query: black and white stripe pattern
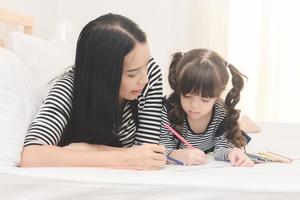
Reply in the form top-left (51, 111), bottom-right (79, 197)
top-left (159, 99), bottom-right (235, 161)
top-left (24, 58), bottom-right (162, 147)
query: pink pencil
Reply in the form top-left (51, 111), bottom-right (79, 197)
top-left (165, 124), bottom-right (194, 149)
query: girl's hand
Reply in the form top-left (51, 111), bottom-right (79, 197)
top-left (228, 147), bottom-right (254, 167)
top-left (170, 148), bottom-right (207, 165)
top-left (123, 143), bottom-right (167, 170)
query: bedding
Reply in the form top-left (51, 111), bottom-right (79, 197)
top-left (7, 31), bottom-right (75, 100)
top-left (0, 31), bottom-right (75, 166)
top-left (0, 122), bottom-right (299, 199)
top-left (0, 48), bottom-right (38, 166)
top-left (0, 159), bottom-right (299, 200)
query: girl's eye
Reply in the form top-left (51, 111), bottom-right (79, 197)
top-left (183, 94), bottom-right (192, 98)
top-left (202, 98), bottom-right (210, 103)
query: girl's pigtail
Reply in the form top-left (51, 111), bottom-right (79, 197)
top-left (168, 52), bottom-right (183, 90)
top-left (168, 52), bottom-right (185, 132)
top-left (224, 63), bottom-right (247, 147)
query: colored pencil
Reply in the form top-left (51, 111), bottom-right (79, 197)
top-left (246, 153), bottom-right (268, 162)
top-left (167, 155), bottom-right (185, 165)
top-left (258, 152), bottom-right (280, 162)
top-left (266, 151), bottom-right (293, 162)
top-left (165, 124), bottom-right (194, 149)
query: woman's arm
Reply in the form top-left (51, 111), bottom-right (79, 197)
top-left (20, 144), bottom-right (166, 169)
top-left (158, 104), bottom-right (177, 155)
top-left (63, 143), bottom-right (123, 151)
top-left (24, 74), bottom-right (74, 147)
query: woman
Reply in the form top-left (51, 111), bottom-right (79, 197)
top-left (20, 13), bottom-right (166, 170)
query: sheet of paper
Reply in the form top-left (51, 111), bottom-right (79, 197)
top-left (164, 156), bottom-right (233, 172)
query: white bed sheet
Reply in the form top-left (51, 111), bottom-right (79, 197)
top-left (1, 122), bottom-right (300, 200)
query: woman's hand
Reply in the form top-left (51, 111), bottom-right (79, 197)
top-left (123, 143), bottom-right (166, 170)
top-left (228, 147), bottom-right (254, 167)
top-left (169, 148), bottom-right (207, 165)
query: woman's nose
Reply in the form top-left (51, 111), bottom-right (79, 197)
top-left (139, 69), bottom-right (148, 85)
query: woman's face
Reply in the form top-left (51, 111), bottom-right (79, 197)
top-left (119, 42), bottom-right (150, 101)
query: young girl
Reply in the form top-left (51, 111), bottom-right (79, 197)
top-left (160, 49), bottom-right (254, 167)
top-left (20, 13), bottom-right (166, 170)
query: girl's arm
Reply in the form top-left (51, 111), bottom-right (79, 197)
top-left (214, 134), bottom-right (254, 167)
top-left (214, 134), bottom-right (235, 161)
top-left (135, 58), bottom-right (163, 144)
top-left (20, 143), bottom-right (166, 169)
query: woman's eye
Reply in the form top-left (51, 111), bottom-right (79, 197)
top-left (128, 74), bottom-right (137, 78)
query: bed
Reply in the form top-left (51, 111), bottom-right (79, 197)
top-left (0, 122), bottom-right (299, 200)
top-left (1, 9), bottom-right (300, 200)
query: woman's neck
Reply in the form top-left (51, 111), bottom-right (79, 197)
top-left (119, 99), bottom-right (127, 110)
top-left (187, 110), bottom-right (212, 134)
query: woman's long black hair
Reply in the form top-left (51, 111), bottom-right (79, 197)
top-left (168, 49), bottom-right (247, 147)
top-left (59, 13), bottom-right (146, 147)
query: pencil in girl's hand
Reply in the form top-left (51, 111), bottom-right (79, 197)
top-left (164, 124), bottom-right (194, 149)
top-left (167, 155), bottom-right (185, 165)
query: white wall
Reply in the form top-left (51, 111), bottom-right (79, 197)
top-left (1, 0), bottom-right (193, 95)
top-left (54, 0), bottom-right (191, 94)
top-left (0, 0), bottom-right (58, 39)
top-left (6, 0), bottom-right (296, 123)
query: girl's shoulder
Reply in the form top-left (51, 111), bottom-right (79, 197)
top-left (214, 99), bottom-right (227, 114)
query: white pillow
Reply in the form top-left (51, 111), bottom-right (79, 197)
top-left (7, 32), bottom-right (75, 100)
top-left (0, 48), bottom-right (38, 166)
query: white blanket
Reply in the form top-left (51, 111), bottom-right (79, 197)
top-left (1, 122), bottom-right (300, 200)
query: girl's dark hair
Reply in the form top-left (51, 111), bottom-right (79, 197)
top-left (59, 13), bottom-right (146, 146)
top-left (168, 49), bottom-right (246, 147)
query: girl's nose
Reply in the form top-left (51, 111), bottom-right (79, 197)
top-left (190, 100), bottom-right (199, 108)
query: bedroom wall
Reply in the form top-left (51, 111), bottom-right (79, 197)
top-left (0, 0), bottom-right (59, 39)
top-left (3, 1), bottom-right (298, 123)
top-left (1, 0), bottom-right (228, 96)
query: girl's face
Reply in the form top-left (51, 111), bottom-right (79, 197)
top-left (119, 42), bottom-right (150, 101)
top-left (180, 94), bottom-right (216, 120)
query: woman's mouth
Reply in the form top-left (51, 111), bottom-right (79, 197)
top-left (132, 89), bottom-right (142, 95)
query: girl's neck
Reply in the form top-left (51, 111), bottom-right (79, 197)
top-left (187, 110), bottom-right (213, 134)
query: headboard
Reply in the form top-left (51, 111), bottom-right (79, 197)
top-left (0, 9), bottom-right (33, 47)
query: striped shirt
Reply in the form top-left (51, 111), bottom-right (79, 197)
top-left (24, 58), bottom-right (162, 147)
top-left (159, 99), bottom-right (235, 161)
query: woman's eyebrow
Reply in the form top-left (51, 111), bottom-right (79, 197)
top-left (126, 61), bottom-right (149, 73)
top-left (126, 66), bottom-right (143, 73)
